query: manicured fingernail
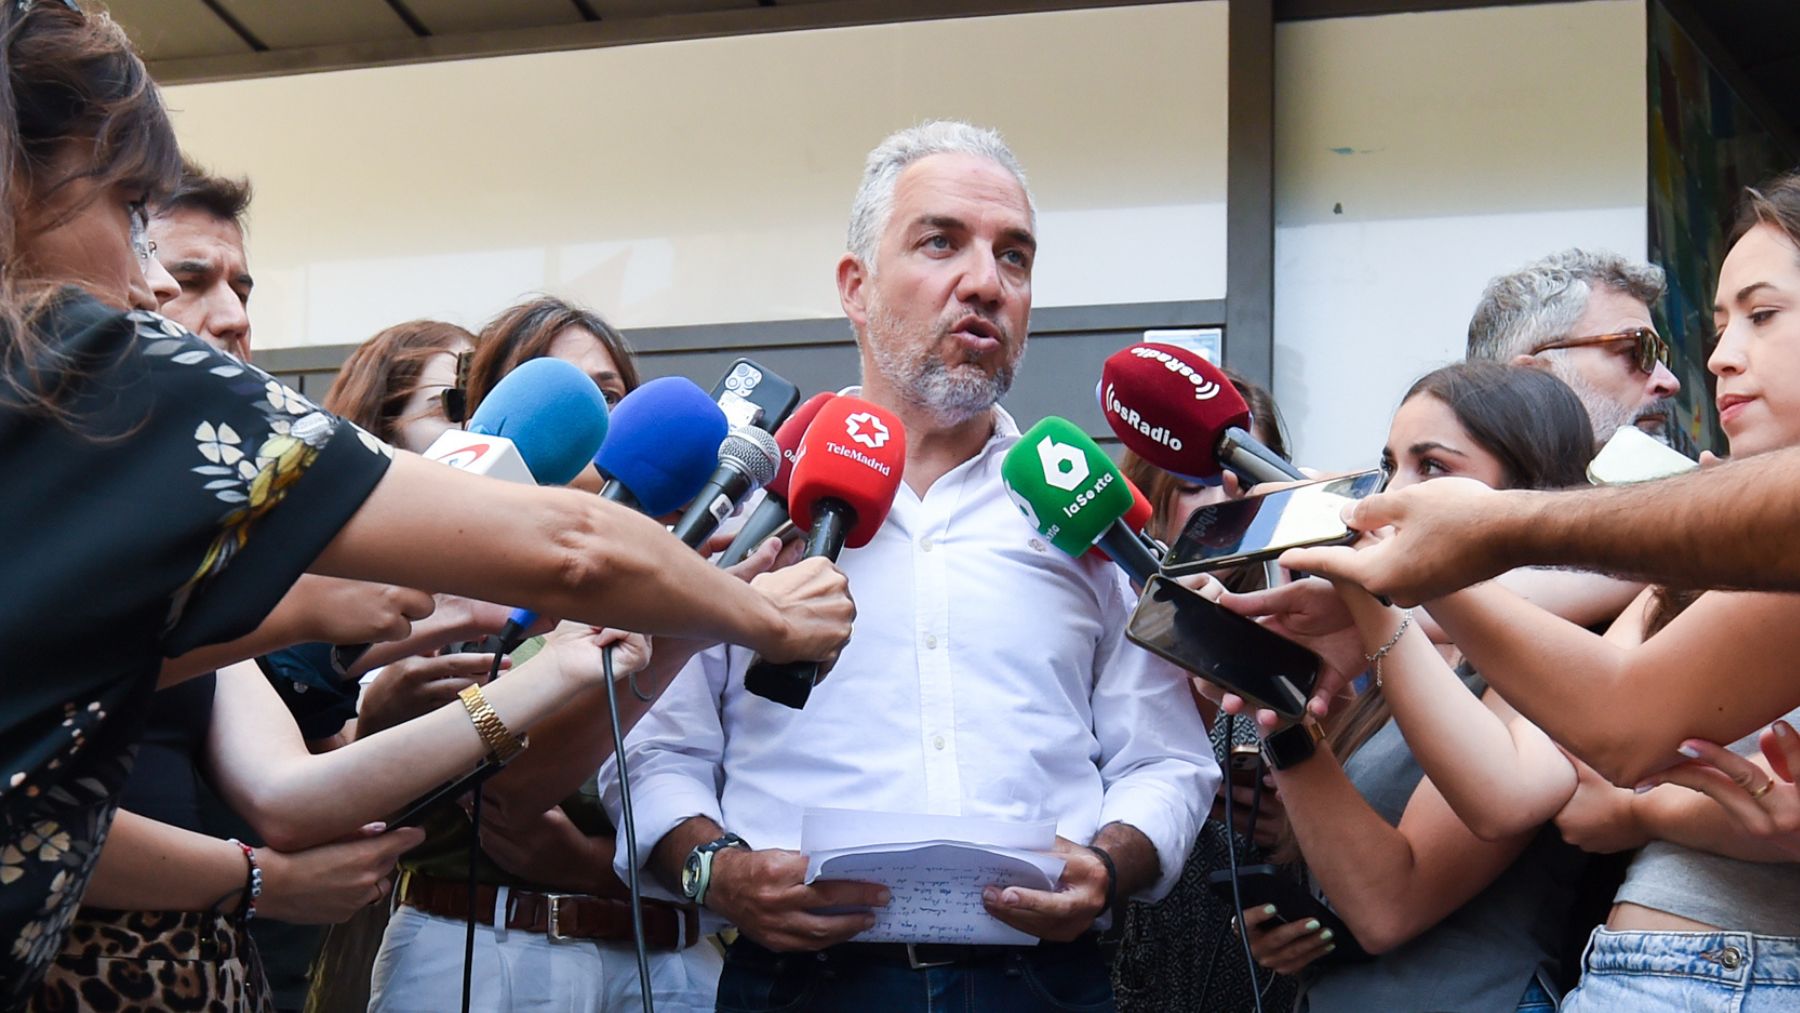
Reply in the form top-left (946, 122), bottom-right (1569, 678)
top-left (1325, 944), bottom-right (1337, 954)
top-left (1304, 919), bottom-right (1321, 932)
top-left (1777, 721), bottom-right (1796, 738)
top-left (1634, 782), bottom-right (1657, 794)
top-left (367, 821), bottom-right (387, 833)
top-left (1677, 742), bottom-right (1702, 759)
top-left (1319, 929), bottom-right (1334, 942)
top-left (1262, 905), bottom-right (1277, 916)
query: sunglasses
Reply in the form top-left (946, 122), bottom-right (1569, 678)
top-left (1531, 327), bottom-right (1670, 375)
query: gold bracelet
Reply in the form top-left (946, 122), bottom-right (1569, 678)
top-left (458, 684), bottom-right (527, 764)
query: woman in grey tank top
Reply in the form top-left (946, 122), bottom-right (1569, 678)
top-left (1245, 177), bottom-right (1800, 1012)
top-left (1222, 363), bottom-right (1598, 1012)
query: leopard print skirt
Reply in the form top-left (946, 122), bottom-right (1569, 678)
top-left (27, 908), bottom-right (275, 1013)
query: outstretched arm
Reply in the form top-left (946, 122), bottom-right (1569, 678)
top-left (1286, 448), bottom-right (1800, 604)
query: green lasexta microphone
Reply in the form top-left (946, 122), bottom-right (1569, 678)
top-left (1001, 417), bottom-right (1161, 584)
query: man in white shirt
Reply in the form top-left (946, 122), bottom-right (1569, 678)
top-left (612, 121), bottom-right (1215, 1010)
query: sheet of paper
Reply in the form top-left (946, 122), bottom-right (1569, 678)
top-left (800, 810), bottom-right (1065, 945)
top-left (801, 808), bottom-right (1056, 853)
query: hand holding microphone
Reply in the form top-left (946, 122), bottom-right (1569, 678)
top-left (743, 396), bottom-right (907, 708)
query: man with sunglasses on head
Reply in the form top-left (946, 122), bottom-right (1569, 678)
top-left (1468, 248), bottom-right (1682, 447)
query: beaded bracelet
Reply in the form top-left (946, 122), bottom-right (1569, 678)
top-left (227, 838), bottom-right (262, 921)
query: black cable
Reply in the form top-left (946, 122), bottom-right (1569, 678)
top-left (460, 648), bottom-right (505, 1013)
top-left (1222, 714), bottom-right (1266, 1013)
top-left (601, 643), bottom-right (656, 1012)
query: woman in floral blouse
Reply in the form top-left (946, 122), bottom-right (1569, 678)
top-left (0, 5), bottom-right (853, 1006)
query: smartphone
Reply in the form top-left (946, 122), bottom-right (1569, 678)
top-left (1161, 470), bottom-right (1387, 576)
top-left (1125, 575), bottom-right (1321, 719)
top-left (1586, 425), bottom-right (1698, 485)
top-left (709, 359), bottom-right (801, 434)
top-left (1206, 865), bottom-right (1367, 962)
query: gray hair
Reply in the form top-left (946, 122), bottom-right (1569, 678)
top-left (845, 120), bottom-right (1035, 271)
top-left (1466, 249), bottom-right (1666, 362)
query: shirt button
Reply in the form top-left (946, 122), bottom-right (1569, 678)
top-left (920, 536), bottom-right (934, 552)
top-left (925, 635), bottom-right (938, 650)
top-left (933, 735), bottom-right (946, 750)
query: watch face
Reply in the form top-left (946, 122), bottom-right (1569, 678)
top-left (681, 852), bottom-right (703, 899)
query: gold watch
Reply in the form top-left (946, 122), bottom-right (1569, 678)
top-left (458, 684), bottom-right (527, 764)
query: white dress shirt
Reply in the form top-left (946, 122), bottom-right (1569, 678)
top-left (606, 405), bottom-right (1217, 902)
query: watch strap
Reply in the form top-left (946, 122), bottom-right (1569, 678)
top-left (689, 832), bottom-right (748, 907)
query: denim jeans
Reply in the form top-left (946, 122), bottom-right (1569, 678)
top-left (1560, 927), bottom-right (1800, 1012)
top-left (715, 936), bottom-right (1114, 1013)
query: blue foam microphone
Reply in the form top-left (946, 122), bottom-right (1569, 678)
top-left (595, 376), bottom-right (730, 516)
top-left (447, 356), bottom-right (611, 485)
top-left (499, 376), bottom-right (729, 649)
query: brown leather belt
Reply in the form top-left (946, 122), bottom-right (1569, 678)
top-left (398, 871), bottom-right (700, 950)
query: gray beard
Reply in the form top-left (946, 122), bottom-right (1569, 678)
top-left (1546, 360), bottom-right (1640, 446)
top-left (864, 301), bottom-right (1020, 426)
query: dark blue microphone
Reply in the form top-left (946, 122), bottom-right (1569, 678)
top-left (596, 376), bottom-right (729, 515)
top-left (498, 377), bottom-right (728, 649)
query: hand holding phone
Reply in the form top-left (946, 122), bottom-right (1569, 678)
top-left (1126, 575), bottom-right (1322, 719)
top-left (1163, 470), bottom-right (1387, 577)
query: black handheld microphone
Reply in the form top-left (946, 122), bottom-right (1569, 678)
top-left (669, 426), bottom-right (781, 549)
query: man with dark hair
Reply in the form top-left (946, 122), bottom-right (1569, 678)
top-left (151, 160), bottom-right (254, 360)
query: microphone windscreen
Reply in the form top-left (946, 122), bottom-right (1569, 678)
top-left (768, 392), bottom-right (836, 500)
top-left (787, 396), bottom-right (907, 549)
top-left (1088, 473), bottom-right (1154, 561)
top-left (1001, 417), bottom-right (1135, 558)
top-left (595, 376), bottom-right (729, 515)
top-left (466, 357), bottom-right (610, 486)
top-left (1100, 343), bottom-right (1251, 478)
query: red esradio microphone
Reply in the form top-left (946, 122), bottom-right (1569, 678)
top-left (1100, 343), bottom-right (1302, 485)
top-left (743, 396), bottom-right (907, 708)
top-left (717, 392), bottom-right (837, 567)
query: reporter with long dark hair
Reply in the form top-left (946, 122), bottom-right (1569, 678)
top-left (1228, 364), bottom-right (1596, 1012)
top-left (0, 6), bottom-right (851, 1005)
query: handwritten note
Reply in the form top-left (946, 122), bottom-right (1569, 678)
top-left (801, 810), bottom-right (1066, 945)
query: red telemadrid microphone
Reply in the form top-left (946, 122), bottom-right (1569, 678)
top-left (1100, 343), bottom-right (1302, 484)
top-left (717, 392), bottom-right (837, 567)
top-left (743, 396), bottom-right (907, 708)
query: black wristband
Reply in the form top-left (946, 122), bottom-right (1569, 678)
top-left (1088, 844), bottom-right (1119, 920)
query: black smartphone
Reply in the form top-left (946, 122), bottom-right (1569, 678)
top-left (1126, 575), bottom-right (1321, 719)
top-left (708, 359), bottom-right (801, 433)
top-left (1162, 469), bottom-right (1388, 576)
top-left (384, 762), bottom-right (497, 832)
top-left (1206, 865), bottom-right (1367, 962)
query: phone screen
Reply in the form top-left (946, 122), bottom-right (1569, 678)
top-left (1126, 575), bottom-right (1321, 718)
top-left (1163, 470), bottom-right (1386, 575)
